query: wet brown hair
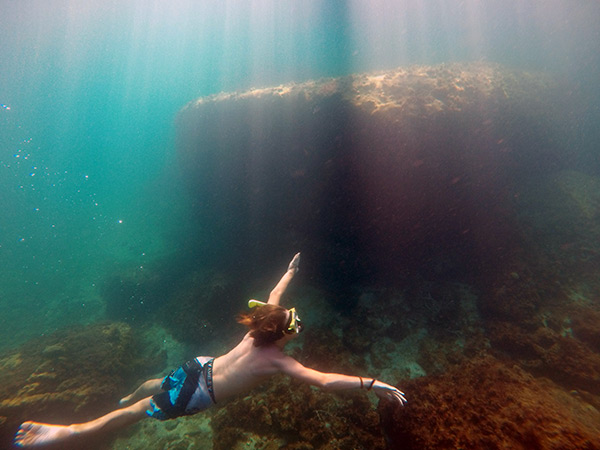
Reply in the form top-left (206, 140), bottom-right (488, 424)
top-left (237, 304), bottom-right (288, 347)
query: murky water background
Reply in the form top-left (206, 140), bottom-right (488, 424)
top-left (1, 1), bottom-right (599, 448)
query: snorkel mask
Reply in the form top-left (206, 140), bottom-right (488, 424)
top-left (285, 307), bottom-right (303, 334)
top-left (248, 300), bottom-right (304, 334)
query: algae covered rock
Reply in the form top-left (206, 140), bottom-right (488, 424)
top-left (211, 376), bottom-right (386, 450)
top-left (0, 322), bottom-right (165, 448)
top-left (380, 356), bottom-right (600, 450)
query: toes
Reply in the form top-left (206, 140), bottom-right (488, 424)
top-left (14, 422), bottom-right (38, 446)
top-left (20, 422), bottom-right (34, 431)
top-left (15, 423), bottom-right (31, 439)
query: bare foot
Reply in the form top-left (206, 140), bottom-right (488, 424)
top-left (14, 421), bottom-right (75, 447)
top-left (288, 252), bottom-right (301, 272)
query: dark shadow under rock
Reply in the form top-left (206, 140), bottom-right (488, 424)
top-left (176, 63), bottom-right (579, 291)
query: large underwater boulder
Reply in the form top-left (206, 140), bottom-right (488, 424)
top-left (176, 63), bottom-right (578, 294)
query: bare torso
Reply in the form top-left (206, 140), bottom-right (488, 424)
top-left (209, 333), bottom-right (284, 402)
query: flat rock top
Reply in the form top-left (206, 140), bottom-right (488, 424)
top-left (182, 62), bottom-right (556, 117)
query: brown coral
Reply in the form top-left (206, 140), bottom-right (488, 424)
top-left (211, 376), bottom-right (386, 450)
top-left (379, 356), bottom-right (600, 450)
top-left (0, 322), bottom-right (164, 448)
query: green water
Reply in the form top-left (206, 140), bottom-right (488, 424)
top-left (1, 0), bottom-right (599, 347)
top-left (1, 1), bottom-right (600, 449)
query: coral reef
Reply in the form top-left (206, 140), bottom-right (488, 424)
top-left (488, 320), bottom-right (600, 396)
top-left (380, 356), bottom-right (600, 450)
top-left (572, 306), bottom-right (600, 353)
top-left (109, 413), bottom-right (214, 450)
top-left (0, 322), bottom-right (164, 448)
top-left (211, 376), bottom-right (385, 450)
top-left (478, 170), bottom-right (600, 400)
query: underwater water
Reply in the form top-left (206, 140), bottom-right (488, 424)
top-left (1, 1), bottom-right (600, 449)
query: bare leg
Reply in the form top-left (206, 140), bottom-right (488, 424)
top-left (14, 397), bottom-right (151, 448)
top-left (268, 253), bottom-right (300, 305)
top-left (119, 378), bottom-right (162, 406)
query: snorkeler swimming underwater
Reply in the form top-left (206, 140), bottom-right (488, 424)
top-left (14, 253), bottom-right (405, 448)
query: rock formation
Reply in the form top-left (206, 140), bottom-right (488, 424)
top-left (176, 63), bottom-right (576, 294)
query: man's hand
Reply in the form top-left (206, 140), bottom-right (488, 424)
top-left (267, 252), bottom-right (301, 305)
top-left (288, 252), bottom-right (301, 273)
top-left (373, 381), bottom-right (407, 406)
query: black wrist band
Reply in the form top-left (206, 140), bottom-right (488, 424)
top-left (367, 379), bottom-right (376, 391)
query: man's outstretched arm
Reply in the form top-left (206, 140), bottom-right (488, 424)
top-left (274, 354), bottom-right (407, 406)
top-left (267, 252), bottom-right (301, 306)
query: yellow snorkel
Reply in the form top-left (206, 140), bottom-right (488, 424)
top-left (248, 299), bottom-right (268, 308)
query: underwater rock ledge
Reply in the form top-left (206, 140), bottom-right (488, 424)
top-left (0, 322), bottom-right (165, 448)
top-left (176, 62), bottom-right (576, 290)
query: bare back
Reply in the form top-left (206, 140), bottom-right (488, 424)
top-left (209, 254), bottom-right (301, 402)
top-left (209, 333), bottom-right (285, 402)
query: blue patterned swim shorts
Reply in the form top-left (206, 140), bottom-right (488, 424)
top-left (147, 356), bottom-right (216, 420)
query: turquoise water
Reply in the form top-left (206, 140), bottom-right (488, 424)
top-left (1, 2), bottom-right (600, 447)
top-left (1, 0), bottom-right (599, 346)
top-left (0, 1), bottom-right (383, 345)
